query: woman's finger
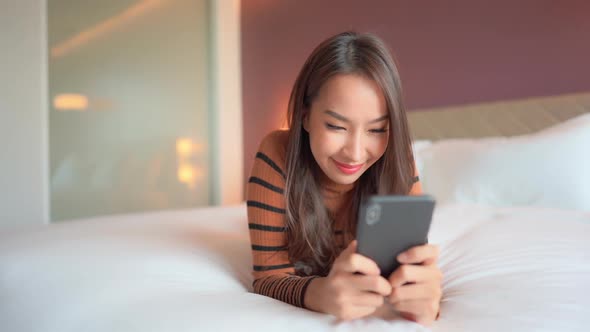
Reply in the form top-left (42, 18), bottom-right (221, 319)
top-left (339, 240), bottom-right (357, 257)
top-left (334, 243), bottom-right (381, 276)
top-left (351, 274), bottom-right (392, 296)
top-left (389, 283), bottom-right (441, 303)
top-left (352, 292), bottom-right (386, 308)
top-left (354, 253), bottom-right (382, 275)
top-left (397, 244), bottom-right (439, 265)
top-left (388, 264), bottom-right (443, 287)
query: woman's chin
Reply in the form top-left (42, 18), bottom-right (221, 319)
top-left (326, 171), bottom-right (362, 185)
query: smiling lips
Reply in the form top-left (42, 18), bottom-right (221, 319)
top-left (332, 159), bottom-right (364, 175)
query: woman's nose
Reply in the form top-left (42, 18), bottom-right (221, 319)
top-left (343, 132), bottom-right (364, 162)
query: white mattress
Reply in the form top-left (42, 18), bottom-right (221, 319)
top-left (1, 203), bottom-right (589, 332)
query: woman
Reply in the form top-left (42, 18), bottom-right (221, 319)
top-left (247, 31), bottom-right (442, 325)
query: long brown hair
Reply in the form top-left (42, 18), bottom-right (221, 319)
top-left (284, 31), bottom-right (416, 276)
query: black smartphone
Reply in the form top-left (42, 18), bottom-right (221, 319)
top-left (356, 195), bottom-right (435, 278)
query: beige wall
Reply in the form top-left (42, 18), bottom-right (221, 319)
top-left (0, 0), bottom-right (49, 228)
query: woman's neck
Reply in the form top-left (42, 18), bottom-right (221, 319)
top-left (317, 170), bottom-right (356, 198)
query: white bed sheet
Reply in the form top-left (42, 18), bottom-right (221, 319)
top-left (1, 203), bottom-right (589, 332)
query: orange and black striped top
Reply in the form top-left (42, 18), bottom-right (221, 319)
top-left (247, 130), bottom-right (422, 308)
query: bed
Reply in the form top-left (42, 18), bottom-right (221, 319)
top-left (1, 92), bottom-right (589, 332)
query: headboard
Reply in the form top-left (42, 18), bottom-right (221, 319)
top-left (407, 92), bottom-right (590, 140)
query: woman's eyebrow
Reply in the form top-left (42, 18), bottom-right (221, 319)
top-left (324, 110), bottom-right (388, 124)
top-left (369, 115), bottom-right (389, 123)
top-left (324, 110), bottom-right (349, 122)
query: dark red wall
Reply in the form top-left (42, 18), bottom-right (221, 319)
top-left (241, 0), bottom-right (590, 183)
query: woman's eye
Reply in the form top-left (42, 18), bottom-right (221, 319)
top-left (325, 123), bottom-right (345, 130)
top-left (369, 128), bottom-right (388, 133)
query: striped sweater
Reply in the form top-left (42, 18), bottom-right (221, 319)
top-left (247, 130), bottom-right (422, 308)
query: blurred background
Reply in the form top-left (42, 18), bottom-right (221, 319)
top-left (1, 0), bottom-right (589, 226)
top-left (48, 0), bottom-right (212, 221)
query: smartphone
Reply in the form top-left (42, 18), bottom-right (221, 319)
top-left (356, 195), bottom-right (435, 278)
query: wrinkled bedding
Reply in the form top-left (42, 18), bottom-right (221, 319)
top-left (1, 203), bottom-right (588, 332)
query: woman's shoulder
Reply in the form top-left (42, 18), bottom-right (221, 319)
top-left (259, 129), bottom-right (289, 149)
top-left (256, 129), bottom-right (289, 168)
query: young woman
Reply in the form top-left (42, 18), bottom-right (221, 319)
top-left (246, 31), bottom-right (442, 325)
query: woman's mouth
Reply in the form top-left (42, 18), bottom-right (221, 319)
top-left (332, 159), bottom-right (364, 175)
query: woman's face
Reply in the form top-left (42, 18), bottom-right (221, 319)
top-left (304, 74), bottom-right (389, 186)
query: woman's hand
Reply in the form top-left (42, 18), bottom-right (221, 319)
top-left (387, 244), bottom-right (443, 326)
top-left (304, 240), bottom-right (392, 320)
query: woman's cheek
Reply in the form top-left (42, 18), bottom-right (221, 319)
top-left (368, 135), bottom-right (387, 156)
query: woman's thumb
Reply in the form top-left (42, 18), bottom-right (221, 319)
top-left (344, 240), bottom-right (358, 254)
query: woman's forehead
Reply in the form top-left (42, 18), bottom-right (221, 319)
top-left (312, 74), bottom-right (388, 120)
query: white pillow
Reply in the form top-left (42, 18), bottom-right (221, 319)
top-left (416, 113), bottom-right (590, 211)
top-left (411, 139), bottom-right (432, 176)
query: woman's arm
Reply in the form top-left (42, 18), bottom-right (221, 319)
top-left (247, 132), bottom-right (316, 307)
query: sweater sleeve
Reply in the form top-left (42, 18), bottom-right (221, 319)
top-left (246, 131), bottom-right (317, 308)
